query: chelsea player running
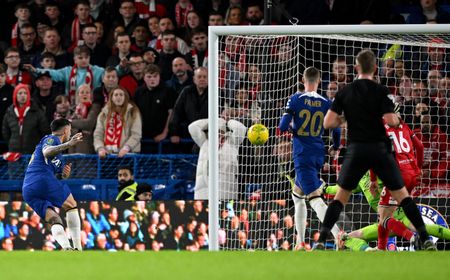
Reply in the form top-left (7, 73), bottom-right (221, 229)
top-left (22, 118), bottom-right (83, 250)
top-left (279, 67), bottom-right (341, 249)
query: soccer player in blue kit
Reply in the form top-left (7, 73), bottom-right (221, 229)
top-left (23, 118), bottom-right (84, 250)
top-left (279, 67), bottom-right (342, 249)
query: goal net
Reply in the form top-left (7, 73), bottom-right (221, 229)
top-left (208, 25), bottom-right (450, 251)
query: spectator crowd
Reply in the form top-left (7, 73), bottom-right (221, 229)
top-left (0, 200), bottom-right (209, 251)
top-left (0, 0), bottom-right (448, 250)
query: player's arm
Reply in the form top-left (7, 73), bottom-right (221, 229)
top-left (43, 133), bottom-right (83, 159)
top-left (383, 112), bottom-right (400, 128)
top-left (411, 134), bottom-right (424, 168)
top-left (188, 118), bottom-right (209, 146)
top-left (279, 96), bottom-right (294, 132)
top-left (323, 110), bottom-right (343, 129)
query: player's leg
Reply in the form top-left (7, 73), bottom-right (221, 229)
top-left (45, 207), bottom-right (72, 250)
top-left (316, 144), bottom-right (369, 249)
top-left (62, 194), bottom-right (82, 251)
top-left (377, 205), bottom-right (396, 250)
top-left (373, 149), bottom-right (435, 250)
top-left (23, 181), bottom-right (72, 250)
top-left (397, 210), bottom-right (450, 240)
top-left (292, 187), bottom-right (307, 250)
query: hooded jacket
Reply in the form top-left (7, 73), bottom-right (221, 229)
top-left (2, 84), bottom-right (50, 153)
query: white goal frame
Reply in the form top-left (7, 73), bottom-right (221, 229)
top-left (207, 24), bottom-right (450, 251)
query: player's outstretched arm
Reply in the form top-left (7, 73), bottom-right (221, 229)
top-left (43, 133), bottom-right (83, 159)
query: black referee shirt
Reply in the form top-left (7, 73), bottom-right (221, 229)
top-left (330, 79), bottom-right (394, 143)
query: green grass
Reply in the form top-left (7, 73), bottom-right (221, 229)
top-left (0, 251), bottom-right (449, 280)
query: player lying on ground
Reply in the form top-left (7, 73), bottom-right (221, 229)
top-left (324, 172), bottom-right (450, 251)
top-left (22, 118), bottom-right (84, 250)
top-left (279, 67), bottom-right (341, 249)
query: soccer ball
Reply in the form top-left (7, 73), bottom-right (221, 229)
top-left (247, 124), bottom-right (269, 145)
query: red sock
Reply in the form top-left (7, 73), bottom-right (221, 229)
top-left (378, 223), bottom-right (389, 250)
top-left (386, 218), bottom-right (414, 240)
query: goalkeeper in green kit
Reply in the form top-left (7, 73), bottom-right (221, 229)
top-left (324, 171), bottom-right (450, 251)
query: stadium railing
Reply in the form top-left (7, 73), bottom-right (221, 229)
top-left (0, 153), bottom-right (198, 201)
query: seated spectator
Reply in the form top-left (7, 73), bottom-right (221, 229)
top-left (134, 64), bottom-right (176, 147)
top-left (31, 28), bottom-right (72, 69)
top-left (53, 95), bottom-right (72, 120)
top-left (94, 87), bottom-right (142, 158)
top-left (94, 21), bottom-right (106, 45)
top-left (407, 0), bottom-right (450, 24)
top-left (134, 183), bottom-right (153, 201)
top-left (28, 46), bottom-right (107, 105)
top-left (183, 10), bottom-right (204, 45)
top-left (165, 225), bottom-right (189, 250)
top-left (17, 23), bottom-right (42, 65)
top-left (208, 11), bottom-right (225, 26)
top-left (2, 84), bottom-right (49, 155)
top-left (395, 75), bottom-right (413, 105)
top-left (86, 201), bottom-right (110, 236)
top-left (158, 30), bottom-right (185, 82)
top-left (113, 0), bottom-right (140, 36)
top-left (130, 23), bottom-right (150, 53)
top-left (64, 1), bottom-right (93, 52)
top-left (106, 32), bottom-right (132, 67)
top-left (135, 0), bottom-right (167, 19)
top-left (116, 166), bottom-right (138, 201)
top-left (119, 53), bottom-right (147, 98)
top-left (148, 17), bottom-right (190, 55)
top-left (80, 23), bottom-right (111, 67)
top-left (166, 57), bottom-right (193, 95)
top-left (147, 15), bottom-right (160, 41)
top-left (4, 48), bottom-right (32, 87)
top-left (0, 64), bottom-right (14, 142)
top-left (245, 3), bottom-right (264, 25)
top-left (1, 237), bottom-right (14, 251)
top-left (414, 114), bottom-right (449, 185)
top-left (427, 69), bottom-right (442, 98)
top-left (69, 84), bottom-right (101, 154)
top-left (169, 67), bottom-right (208, 142)
top-left (11, 3), bottom-right (32, 47)
top-left (93, 66), bottom-right (119, 107)
top-left (225, 6), bottom-right (244, 25)
top-left (185, 27), bottom-right (208, 69)
top-left (142, 47), bottom-right (159, 65)
top-left (13, 223), bottom-right (32, 250)
top-left (44, 1), bottom-right (65, 36)
top-left (419, 38), bottom-right (450, 79)
top-left (32, 71), bottom-right (63, 126)
top-left (174, 0), bottom-right (194, 29)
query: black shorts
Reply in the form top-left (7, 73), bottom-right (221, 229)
top-left (337, 142), bottom-right (404, 191)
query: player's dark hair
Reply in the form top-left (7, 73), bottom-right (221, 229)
top-left (303, 66), bottom-right (320, 83)
top-left (117, 165), bottom-right (133, 175)
top-left (50, 118), bottom-right (71, 132)
top-left (356, 49), bottom-right (376, 74)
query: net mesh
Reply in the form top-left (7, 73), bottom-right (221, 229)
top-left (216, 33), bottom-right (450, 251)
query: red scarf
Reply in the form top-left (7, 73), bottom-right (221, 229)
top-left (175, 2), bottom-right (193, 28)
top-left (69, 65), bottom-right (94, 105)
top-left (104, 112), bottom-right (123, 153)
top-left (12, 84), bottom-right (31, 136)
top-left (11, 22), bottom-right (19, 47)
top-left (75, 101), bottom-right (92, 119)
top-left (6, 71), bottom-right (23, 87)
top-left (191, 49), bottom-right (208, 68)
top-left (71, 16), bottom-right (92, 47)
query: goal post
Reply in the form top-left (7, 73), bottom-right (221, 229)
top-left (208, 24), bottom-right (450, 251)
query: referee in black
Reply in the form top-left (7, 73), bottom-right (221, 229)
top-left (315, 49), bottom-right (435, 250)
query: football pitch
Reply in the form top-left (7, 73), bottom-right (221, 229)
top-left (1, 251), bottom-right (449, 280)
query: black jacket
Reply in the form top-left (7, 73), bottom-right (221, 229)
top-left (169, 85), bottom-right (208, 138)
top-left (2, 102), bottom-right (50, 153)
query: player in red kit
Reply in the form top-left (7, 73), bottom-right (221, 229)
top-left (374, 104), bottom-right (424, 250)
